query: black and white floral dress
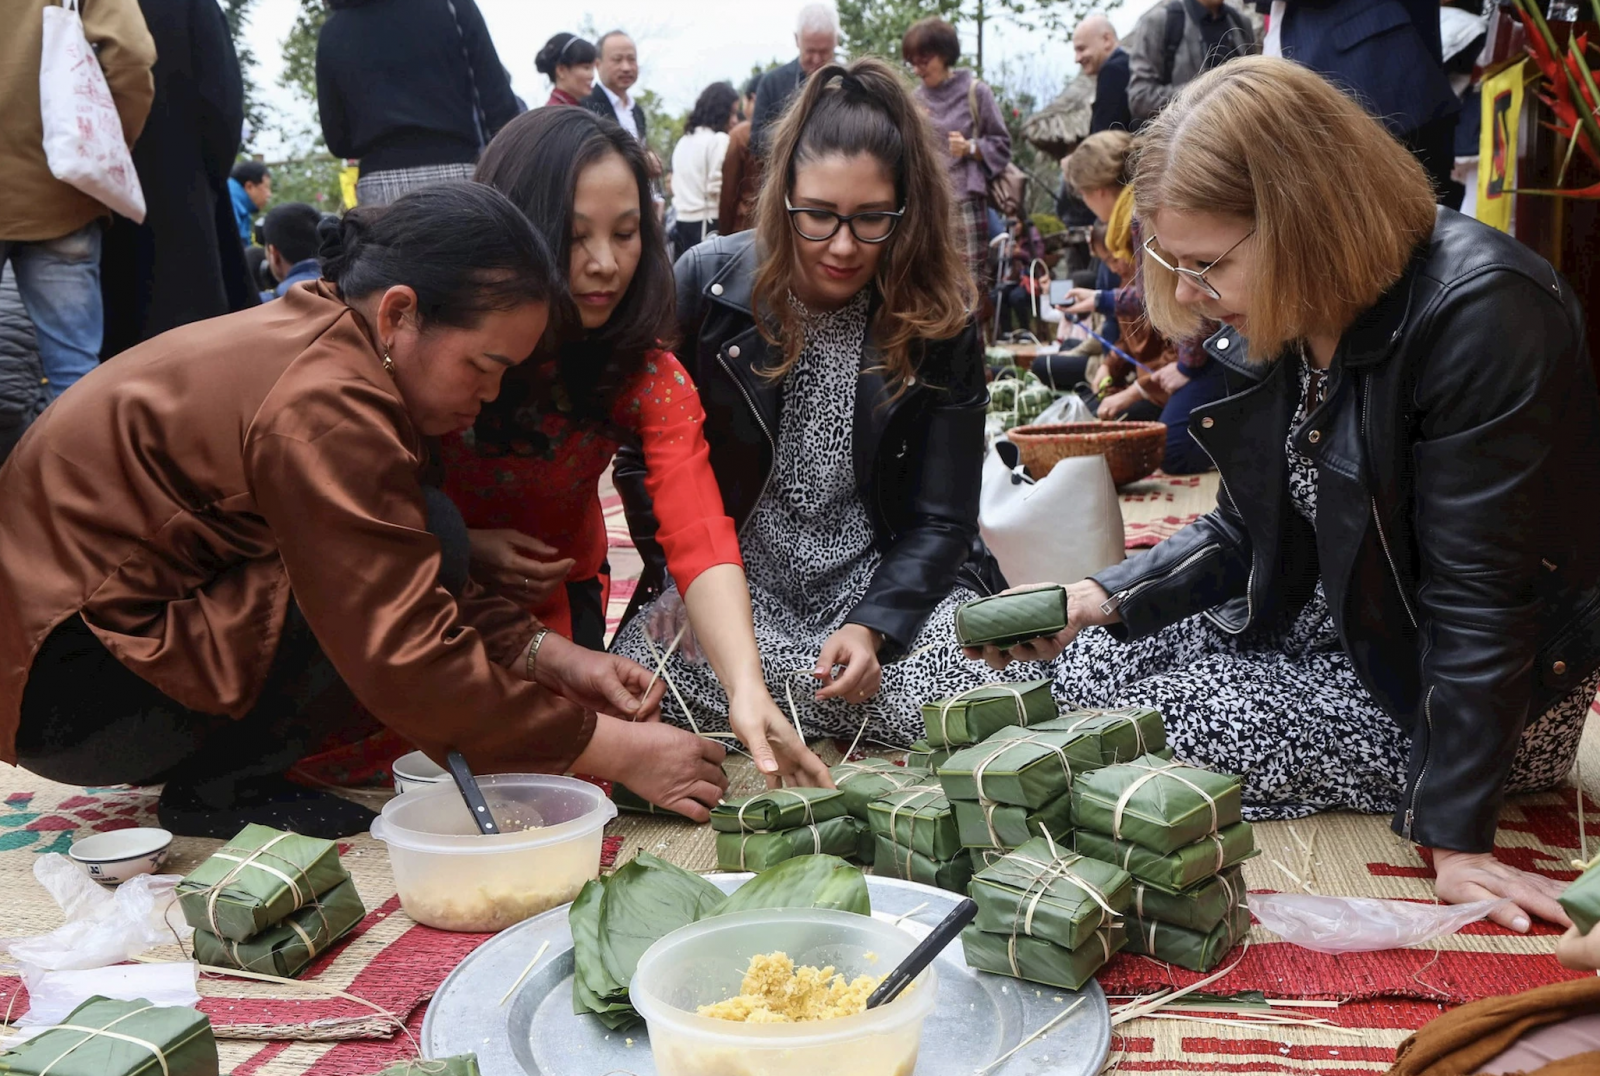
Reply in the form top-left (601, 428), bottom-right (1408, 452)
top-left (610, 292), bottom-right (1041, 748)
top-left (1052, 356), bottom-right (1600, 821)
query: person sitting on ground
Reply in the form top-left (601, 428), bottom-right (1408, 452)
top-left (228, 161), bottom-right (271, 244)
top-left (1035, 221), bottom-right (1126, 392)
top-left (670, 81), bottom-right (739, 254)
top-left (995, 215), bottom-right (1048, 337)
top-left (259, 203), bottom-right (324, 301)
top-left (536, 33), bottom-right (596, 108)
top-left (448, 106), bottom-right (831, 788)
top-left (612, 57), bottom-right (1038, 754)
top-left (970, 58), bottom-right (1600, 934)
top-left (1058, 131), bottom-right (1226, 474)
top-left (0, 182), bottom-right (730, 838)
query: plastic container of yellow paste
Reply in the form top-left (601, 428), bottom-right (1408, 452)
top-left (631, 908), bottom-right (938, 1076)
top-left (370, 773), bottom-right (615, 932)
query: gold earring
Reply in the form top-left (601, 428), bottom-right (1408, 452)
top-left (381, 346), bottom-right (395, 375)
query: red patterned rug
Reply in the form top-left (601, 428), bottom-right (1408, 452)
top-left (1119, 471), bottom-right (1218, 550)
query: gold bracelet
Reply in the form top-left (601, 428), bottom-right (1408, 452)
top-left (525, 627), bottom-right (551, 682)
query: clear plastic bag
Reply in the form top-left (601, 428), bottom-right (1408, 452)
top-left (1248, 892), bottom-right (1510, 954)
top-left (3, 853), bottom-right (191, 973)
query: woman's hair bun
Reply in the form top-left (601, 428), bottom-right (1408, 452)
top-left (316, 212), bottom-right (366, 286)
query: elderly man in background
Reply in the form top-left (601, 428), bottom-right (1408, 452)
top-left (1074, 12), bottom-right (1131, 133)
top-left (750, 2), bottom-right (839, 155)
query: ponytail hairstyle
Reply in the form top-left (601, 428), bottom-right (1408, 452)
top-left (317, 181), bottom-right (560, 329)
top-left (534, 32), bottom-right (597, 82)
top-left (751, 56), bottom-right (973, 388)
top-left (474, 106), bottom-right (675, 420)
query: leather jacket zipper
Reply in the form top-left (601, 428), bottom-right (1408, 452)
top-left (1101, 542), bottom-right (1223, 619)
top-left (1402, 684), bottom-right (1436, 840)
top-left (717, 348), bottom-right (776, 536)
top-left (1362, 377), bottom-right (1420, 630)
top-left (1192, 431), bottom-right (1254, 635)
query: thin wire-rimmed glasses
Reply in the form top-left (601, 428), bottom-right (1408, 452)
top-left (785, 197), bottom-right (905, 244)
top-left (1142, 229), bottom-right (1255, 300)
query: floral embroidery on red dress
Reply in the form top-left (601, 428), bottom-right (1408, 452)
top-left (440, 350), bottom-right (739, 636)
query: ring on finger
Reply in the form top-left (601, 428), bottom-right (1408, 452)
top-left (523, 576), bottom-right (531, 591)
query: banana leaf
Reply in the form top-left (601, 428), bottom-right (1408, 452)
top-left (596, 853), bottom-right (725, 1012)
top-left (871, 834), bottom-right (974, 893)
top-left (191, 877), bottom-right (364, 977)
top-left (712, 855), bottom-right (871, 917)
top-left (370, 1056), bottom-right (480, 1076)
top-left (907, 740), bottom-right (956, 772)
top-left (1072, 755), bottom-right (1242, 853)
top-left (970, 838), bottom-right (1132, 952)
top-left (568, 879), bottom-right (636, 1028)
top-left (849, 815), bottom-right (875, 865)
top-left (709, 787), bottom-right (849, 833)
top-left (611, 783), bottom-right (690, 818)
top-left (960, 923), bottom-right (1125, 991)
top-left (1561, 858), bottom-right (1600, 935)
top-left (1130, 868), bottom-right (1246, 934)
top-left (952, 791), bottom-right (1073, 851)
top-left (939, 725), bottom-right (1104, 807)
top-left (866, 786), bottom-right (963, 861)
top-left (176, 823), bottom-right (347, 942)
top-left (0, 996), bottom-right (219, 1076)
top-left (1125, 902), bottom-right (1251, 973)
top-left (830, 759), bottom-right (931, 820)
top-left (921, 680), bottom-right (1056, 748)
top-left (714, 816), bottom-right (859, 872)
top-left (1074, 822), bottom-right (1256, 894)
top-left (1035, 708), bottom-right (1167, 765)
top-left (954, 587), bottom-right (1069, 649)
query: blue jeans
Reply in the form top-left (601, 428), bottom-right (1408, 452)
top-left (1123, 360), bottom-right (1231, 475)
top-left (0, 225), bottom-right (103, 401)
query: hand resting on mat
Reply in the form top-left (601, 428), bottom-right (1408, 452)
top-left (1432, 849), bottom-right (1573, 933)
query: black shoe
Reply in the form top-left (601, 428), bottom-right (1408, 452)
top-left (157, 773), bottom-right (377, 839)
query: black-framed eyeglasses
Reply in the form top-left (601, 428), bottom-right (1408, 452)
top-left (1142, 229), bottom-right (1254, 301)
top-left (785, 197), bottom-right (905, 244)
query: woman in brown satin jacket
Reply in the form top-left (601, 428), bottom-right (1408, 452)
top-left (0, 183), bottom-right (729, 838)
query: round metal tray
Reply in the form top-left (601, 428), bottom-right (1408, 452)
top-left (423, 872), bottom-right (1110, 1075)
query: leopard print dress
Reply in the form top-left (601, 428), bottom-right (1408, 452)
top-left (611, 291), bottom-right (1039, 748)
top-left (1051, 356), bottom-right (1600, 821)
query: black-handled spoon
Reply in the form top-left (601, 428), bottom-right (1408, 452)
top-left (866, 898), bottom-right (979, 1009)
top-left (445, 750), bottom-right (501, 835)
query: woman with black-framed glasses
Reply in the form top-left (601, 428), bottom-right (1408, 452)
top-left (610, 57), bottom-right (1020, 757)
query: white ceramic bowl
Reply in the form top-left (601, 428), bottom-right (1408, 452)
top-left (391, 750), bottom-right (449, 795)
top-left (68, 827), bottom-right (173, 884)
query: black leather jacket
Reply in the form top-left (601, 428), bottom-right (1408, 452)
top-left (1092, 208), bottom-right (1600, 855)
top-left (614, 231), bottom-right (1006, 655)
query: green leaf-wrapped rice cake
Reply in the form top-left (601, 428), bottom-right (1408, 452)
top-left (1129, 867), bottom-right (1246, 934)
top-left (939, 725), bottom-right (1104, 808)
top-left (829, 759), bottom-right (931, 820)
top-left (1034, 707), bottom-right (1166, 765)
top-left (1074, 822), bottom-right (1256, 893)
top-left (871, 834), bottom-right (974, 893)
top-left (951, 792), bottom-right (1073, 851)
top-left (960, 924), bottom-right (1125, 991)
top-left (0, 997), bottom-right (218, 1076)
top-left (866, 786), bottom-right (963, 862)
top-left (1072, 755), bottom-right (1243, 854)
top-left (954, 587), bottom-right (1069, 649)
top-left (191, 877), bottom-right (365, 977)
top-left (175, 824), bottom-right (349, 943)
top-left (709, 787), bottom-right (849, 833)
top-left (714, 816), bottom-right (860, 872)
top-left (1125, 902), bottom-right (1252, 973)
top-left (920, 680), bottom-right (1055, 748)
top-left (969, 838), bottom-right (1132, 951)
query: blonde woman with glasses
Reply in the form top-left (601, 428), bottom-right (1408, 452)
top-left (970, 57), bottom-right (1600, 933)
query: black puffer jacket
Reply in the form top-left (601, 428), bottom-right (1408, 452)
top-left (1092, 207), bottom-right (1600, 855)
top-left (614, 231), bottom-right (1005, 654)
top-left (0, 268), bottom-right (44, 465)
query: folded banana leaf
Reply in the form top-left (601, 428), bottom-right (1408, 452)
top-left (715, 816), bottom-right (859, 872)
top-left (1035, 707), bottom-right (1167, 765)
top-left (176, 823), bottom-right (348, 943)
top-left (866, 786), bottom-right (963, 861)
top-left (1125, 902), bottom-right (1251, 973)
top-left (830, 759), bottom-right (931, 819)
top-left (954, 587), bottom-right (1069, 649)
top-left (939, 725), bottom-right (1104, 808)
top-left (611, 783), bottom-right (690, 818)
top-left (952, 791), bottom-right (1074, 851)
top-left (1131, 867), bottom-right (1246, 934)
top-left (972, 848), bottom-right (1008, 871)
top-left (370, 1056), bottom-right (480, 1076)
top-left (191, 877), bottom-right (365, 977)
top-left (871, 834), bottom-right (974, 893)
top-left (970, 838), bottom-right (1132, 951)
top-left (1561, 859), bottom-right (1600, 935)
top-left (1072, 755), bottom-right (1243, 854)
top-left (1074, 822), bottom-right (1256, 893)
top-left (907, 740), bottom-right (956, 772)
top-left (960, 923), bottom-right (1125, 992)
top-left (712, 855), bottom-right (871, 917)
top-left (850, 815), bottom-right (875, 865)
top-left (0, 996), bottom-right (219, 1076)
top-left (920, 680), bottom-right (1056, 748)
top-left (710, 787), bottom-right (849, 833)
top-left (568, 879), bottom-right (636, 1028)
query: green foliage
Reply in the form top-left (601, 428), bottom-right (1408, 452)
top-left (837, 0), bottom-right (1100, 72)
top-left (1031, 212), bottom-right (1065, 235)
top-left (264, 152), bottom-right (345, 211)
top-left (279, 0), bottom-right (327, 109)
top-left (637, 88), bottom-right (686, 174)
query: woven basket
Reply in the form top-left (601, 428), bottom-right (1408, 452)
top-left (1006, 421), bottom-right (1167, 486)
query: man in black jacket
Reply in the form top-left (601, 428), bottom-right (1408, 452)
top-left (750, 2), bottom-right (839, 156)
top-left (100, 0), bottom-right (258, 360)
top-left (582, 31), bottom-right (647, 144)
top-left (1074, 12), bottom-right (1131, 133)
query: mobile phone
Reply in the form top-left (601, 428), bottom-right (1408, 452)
top-left (1048, 279), bottom-right (1074, 308)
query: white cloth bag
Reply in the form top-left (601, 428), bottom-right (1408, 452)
top-left (39, 0), bottom-right (146, 222)
top-left (979, 441), bottom-right (1126, 588)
